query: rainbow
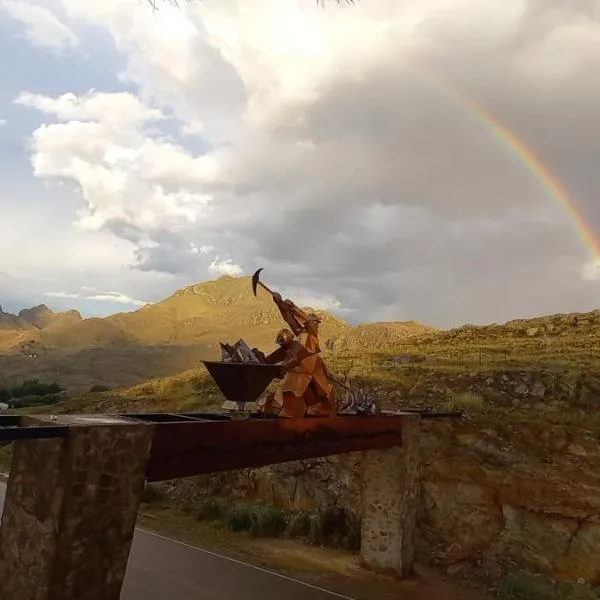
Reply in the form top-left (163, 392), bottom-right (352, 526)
top-left (410, 67), bottom-right (600, 266)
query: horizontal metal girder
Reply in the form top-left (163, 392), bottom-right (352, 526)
top-left (146, 413), bottom-right (413, 482)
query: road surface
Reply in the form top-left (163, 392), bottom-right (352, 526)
top-left (0, 481), bottom-right (352, 599)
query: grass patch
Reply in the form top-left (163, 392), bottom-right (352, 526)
top-left (192, 496), bottom-right (360, 548)
top-left (194, 497), bottom-right (287, 537)
top-left (446, 391), bottom-right (485, 412)
top-left (499, 571), bottom-right (598, 600)
top-left (141, 483), bottom-right (167, 504)
top-left (0, 443), bottom-right (13, 473)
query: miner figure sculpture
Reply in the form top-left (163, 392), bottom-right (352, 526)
top-left (252, 270), bottom-right (336, 418)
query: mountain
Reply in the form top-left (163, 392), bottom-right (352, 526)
top-left (0, 276), bottom-right (355, 389)
top-left (18, 305), bottom-right (82, 330)
top-left (7, 275), bottom-right (595, 393)
top-left (0, 306), bottom-right (24, 331)
top-left (2, 276), bottom-right (349, 353)
top-left (0, 304), bottom-right (82, 334)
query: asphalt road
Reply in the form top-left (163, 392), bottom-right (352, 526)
top-left (0, 482), bottom-right (352, 600)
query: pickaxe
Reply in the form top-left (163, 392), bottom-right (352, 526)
top-left (251, 270), bottom-right (363, 401)
top-left (251, 268), bottom-right (276, 298)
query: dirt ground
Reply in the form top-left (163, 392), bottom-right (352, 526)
top-left (138, 505), bottom-right (495, 600)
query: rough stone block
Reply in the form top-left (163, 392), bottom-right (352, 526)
top-left (360, 414), bottom-right (419, 577)
top-left (0, 415), bottom-right (154, 600)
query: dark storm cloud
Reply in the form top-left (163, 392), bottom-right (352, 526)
top-left (14, 0), bottom-right (600, 327)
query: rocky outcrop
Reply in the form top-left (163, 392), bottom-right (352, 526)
top-left (364, 367), bottom-right (600, 413)
top-left (164, 417), bottom-right (600, 585)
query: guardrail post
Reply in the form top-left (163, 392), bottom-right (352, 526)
top-left (0, 415), bottom-right (154, 600)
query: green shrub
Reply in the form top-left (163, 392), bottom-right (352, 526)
top-left (141, 483), bottom-right (165, 504)
top-left (556, 583), bottom-right (599, 600)
top-left (194, 497), bottom-right (230, 522)
top-left (248, 505), bottom-right (287, 537)
top-left (499, 571), bottom-right (555, 600)
top-left (10, 380), bottom-right (63, 398)
top-left (0, 444), bottom-right (13, 472)
top-left (286, 511), bottom-right (312, 538)
top-left (224, 503), bottom-right (287, 537)
top-left (227, 504), bottom-right (254, 532)
top-left (307, 505), bottom-right (361, 550)
top-left (90, 385), bottom-right (110, 393)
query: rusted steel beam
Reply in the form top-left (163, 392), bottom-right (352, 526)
top-left (146, 414), bottom-right (411, 482)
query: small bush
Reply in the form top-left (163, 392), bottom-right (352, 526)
top-left (141, 483), bottom-right (165, 504)
top-left (0, 444), bottom-right (13, 472)
top-left (194, 497), bottom-right (230, 522)
top-left (249, 505), bottom-right (287, 537)
top-left (499, 572), bottom-right (599, 600)
top-left (286, 511), bottom-right (312, 538)
top-left (499, 571), bottom-right (555, 600)
top-left (10, 380), bottom-right (63, 399)
top-left (556, 583), bottom-right (599, 600)
top-left (223, 503), bottom-right (287, 537)
top-left (227, 504), bottom-right (254, 532)
top-left (307, 505), bottom-right (361, 550)
top-left (90, 385), bottom-right (110, 393)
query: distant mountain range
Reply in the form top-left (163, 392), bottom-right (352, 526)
top-left (0, 276), bottom-right (431, 389)
top-left (1, 274), bottom-right (596, 392)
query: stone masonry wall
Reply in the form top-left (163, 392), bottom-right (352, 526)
top-left (165, 416), bottom-right (600, 585)
top-left (0, 416), bottom-right (154, 600)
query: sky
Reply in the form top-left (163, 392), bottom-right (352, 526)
top-left (0, 0), bottom-right (599, 328)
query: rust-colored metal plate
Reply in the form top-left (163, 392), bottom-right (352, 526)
top-left (203, 361), bottom-right (284, 404)
top-left (146, 414), bottom-right (414, 482)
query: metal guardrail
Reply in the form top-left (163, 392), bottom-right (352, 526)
top-left (0, 415), bottom-right (69, 442)
top-left (0, 409), bottom-right (463, 443)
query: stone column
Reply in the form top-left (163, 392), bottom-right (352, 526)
top-left (360, 414), bottom-right (420, 577)
top-left (0, 415), bottom-right (154, 600)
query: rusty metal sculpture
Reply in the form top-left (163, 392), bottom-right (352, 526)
top-left (202, 268), bottom-right (380, 418)
top-left (250, 269), bottom-right (339, 417)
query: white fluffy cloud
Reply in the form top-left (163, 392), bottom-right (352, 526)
top-left (44, 289), bottom-right (146, 306)
top-left (1, 0), bottom-right (78, 51)
top-left (209, 258), bottom-right (243, 277)
top-left (15, 90), bottom-right (222, 250)
top-left (5, 0), bottom-right (600, 326)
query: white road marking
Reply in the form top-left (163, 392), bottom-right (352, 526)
top-left (0, 480), bottom-right (355, 599)
top-left (136, 528), bottom-right (357, 600)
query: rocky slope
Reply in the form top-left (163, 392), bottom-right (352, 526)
top-left (331, 321), bottom-right (436, 353)
top-left (421, 310), bottom-right (600, 345)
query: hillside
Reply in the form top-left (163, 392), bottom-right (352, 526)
top-left (0, 276), bottom-right (354, 389)
top-left (2, 275), bottom-right (599, 392)
top-left (3, 276), bottom-right (348, 353)
top-left (331, 320), bottom-right (436, 353)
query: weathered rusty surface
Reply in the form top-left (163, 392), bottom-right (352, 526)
top-left (203, 361), bottom-right (284, 404)
top-left (146, 414), bottom-right (411, 482)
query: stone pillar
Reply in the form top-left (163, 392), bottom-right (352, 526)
top-left (0, 415), bottom-right (154, 600)
top-left (360, 414), bottom-right (420, 577)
